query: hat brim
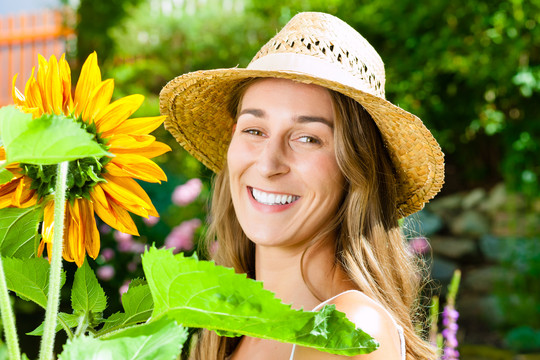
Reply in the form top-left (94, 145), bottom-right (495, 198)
top-left (159, 68), bottom-right (444, 217)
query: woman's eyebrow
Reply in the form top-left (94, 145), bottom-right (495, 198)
top-left (239, 108), bottom-right (265, 117)
top-left (296, 115), bottom-right (334, 129)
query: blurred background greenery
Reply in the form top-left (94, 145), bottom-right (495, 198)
top-left (4, 0), bottom-right (540, 358)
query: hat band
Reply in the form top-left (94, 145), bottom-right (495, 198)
top-left (247, 52), bottom-right (381, 98)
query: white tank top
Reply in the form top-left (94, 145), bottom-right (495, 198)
top-left (289, 290), bottom-right (406, 360)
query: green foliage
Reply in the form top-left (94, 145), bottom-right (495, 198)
top-left (27, 312), bottom-right (80, 336)
top-left (60, 317), bottom-right (187, 360)
top-left (102, 0), bottom-right (540, 196)
top-left (71, 260), bottom-right (107, 322)
top-left (0, 169), bottom-right (13, 185)
top-left (143, 247), bottom-right (378, 356)
top-left (0, 207), bottom-right (41, 258)
top-left (0, 106), bottom-right (109, 165)
top-left (2, 257), bottom-right (65, 308)
top-left (100, 281), bottom-right (153, 334)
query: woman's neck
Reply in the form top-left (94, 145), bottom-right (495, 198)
top-left (254, 237), bottom-right (354, 310)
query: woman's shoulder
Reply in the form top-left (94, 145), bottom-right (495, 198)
top-left (324, 289), bottom-right (401, 337)
top-left (292, 290), bottom-right (403, 359)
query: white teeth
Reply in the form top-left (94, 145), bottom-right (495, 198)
top-left (251, 188), bottom-right (298, 205)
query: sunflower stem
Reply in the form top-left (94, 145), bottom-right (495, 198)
top-left (39, 161), bottom-right (69, 360)
top-left (0, 257), bottom-right (22, 360)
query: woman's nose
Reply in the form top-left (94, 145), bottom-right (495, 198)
top-left (256, 136), bottom-right (289, 178)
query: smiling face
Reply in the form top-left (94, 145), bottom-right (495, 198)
top-left (227, 78), bottom-right (346, 249)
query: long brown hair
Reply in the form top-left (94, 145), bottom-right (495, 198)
top-left (191, 79), bottom-right (436, 360)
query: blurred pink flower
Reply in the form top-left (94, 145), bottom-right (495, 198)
top-left (165, 218), bottom-right (202, 253)
top-left (101, 248), bottom-right (115, 262)
top-left (172, 178), bottom-right (203, 206)
top-left (143, 215), bottom-right (160, 227)
top-left (209, 241), bottom-right (219, 255)
top-left (114, 231), bottom-right (133, 243)
top-left (119, 280), bottom-right (130, 296)
top-left (99, 223), bottom-right (111, 234)
top-left (97, 265), bottom-right (115, 281)
top-left (409, 237), bottom-right (430, 255)
top-left (127, 261), bottom-right (138, 273)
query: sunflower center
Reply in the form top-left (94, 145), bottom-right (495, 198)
top-left (20, 118), bottom-right (111, 202)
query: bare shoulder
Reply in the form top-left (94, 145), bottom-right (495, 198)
top-left (292, 290), bottom-right (403, 360)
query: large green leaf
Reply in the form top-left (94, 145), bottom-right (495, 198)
top-left (100, 281), bottom-right (153, 333)
top-left (142, 247), bottom-right (379, 356)
top-left (0, 207), bottom-right (41, 258)
top-left (0, 168), bottom-right (14, 185)
top-left (59, 317), bottom-right (187, 360)
top-left (0, 105), bottom-right (109, 165)
top-left (3, 257), bottom-right (65, 308)
top-left (27, 312), bottom-right (81, 336)
top-left (71, 260), bottom-right (107, 315)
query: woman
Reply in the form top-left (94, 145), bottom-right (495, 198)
top-left (160, 12), bottom-right (444, 360)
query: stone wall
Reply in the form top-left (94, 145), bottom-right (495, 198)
top-left (404, 183), bottom-right (540, 358)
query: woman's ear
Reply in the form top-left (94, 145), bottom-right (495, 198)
top-left (231, 123), bottom-right (237, 135)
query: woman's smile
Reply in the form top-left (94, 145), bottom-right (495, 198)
top-left (227, 78), bottom-right (346, 248)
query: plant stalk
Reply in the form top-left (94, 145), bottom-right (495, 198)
top-left (39, 161), bottom-right (69, 360)
top-left (0, 257), bottom-right (21, 360)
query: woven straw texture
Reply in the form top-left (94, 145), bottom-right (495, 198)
top-left (159, 12), bottom-right (444, 217)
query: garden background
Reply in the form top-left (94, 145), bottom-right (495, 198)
top-left (1, 0), bottom-right (539, 359)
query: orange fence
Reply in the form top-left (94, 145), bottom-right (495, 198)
top-left (0, 9), bottom-right (75, 106)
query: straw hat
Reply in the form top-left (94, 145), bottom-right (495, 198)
top-left (159, 12), bottom-right (444, 217)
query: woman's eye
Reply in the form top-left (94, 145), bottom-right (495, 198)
top-left (243, 129), bottom-right (264, 136)
top-left (297, 136), bottom-right (321, 144)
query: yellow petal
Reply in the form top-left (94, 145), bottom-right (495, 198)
top-left (82, 79), bottom-right (114, 122)
top-left (107, 154), bottom-right (167, 183)
top-left (103, 174), bottom-right (158, 217)
top-left (0, 179), bottom-right (20, 208)
top-left (25, 69), bottom-right (45, 114)
top-left (108, 134), bottom-right (171, 158)
top-left (11, 74), bottom-right (25, 105)
top-left (74, 52), bottom-right (101, 118)
top-left (37, 240), bottom-right (46, 258)
top-left (101, 115), bottom-right (166, 137)
top-left (117, 141), bottom-right (172, 159)
top-left (42, 201), bottom-right (55, 244)
top-left (64, 204), bottom-right (77, 264)
top-left (36, 55), bottom-right (49, 109)
top-left (11, 176), bottom-right (37, 208)
top-left (94, 94), bottom-right (144, 133)
top-left (59, 54), bottom-right (74, 114)
top-left (100, 173), bottom-right (152, 214)
top-left (108, 134), bottom-right (155, 150)
top-left (45, 55), bottom-right (62, 114)
top-left (91, 184), bottom-right (139, 235)
top-left (81, 200), bottom-right (100, 259)
top-left (67, 200), bottom-right (86, 267)
top-left (100, 174), bottom-right (150, 210)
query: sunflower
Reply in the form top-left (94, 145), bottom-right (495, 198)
top-left (0, 52), bottom-right (170, 267)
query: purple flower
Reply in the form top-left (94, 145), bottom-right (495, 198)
top-left (97, 265), bottom-right (115, 281)
top-left (409, 237), bottom-right (430, 255)
top-left (442, 305), bottom-right (460, 360)
top-left (165, 218), bottom-right (202, 253)
top-left (172, 178), bottom-right (203, 206)
top-left (143, 215), bottom-right (160, 227)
